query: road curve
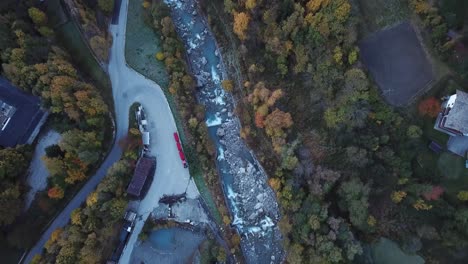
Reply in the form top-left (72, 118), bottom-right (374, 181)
top-left (22, 0), bottom-right (198, 262)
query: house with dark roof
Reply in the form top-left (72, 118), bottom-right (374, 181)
top-left (0, 77), bottom-right (48, 147)
top-left (126, 156), bottom-right (156, 198)
top-left (435, 90), bottom-right (468, 157)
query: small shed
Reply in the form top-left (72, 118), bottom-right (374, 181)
top-left (429, 141), bottom-right (443, 153)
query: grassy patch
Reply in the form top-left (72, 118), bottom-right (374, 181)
top-left (438, 152), bottom-right (467, 180)
top-left (357, 0), bottom-right (410, 34)
top-left (370, 237), bottom-right (424, 264)
top-left (125, 0), bottom-right (169, 87)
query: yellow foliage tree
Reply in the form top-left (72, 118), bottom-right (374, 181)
top-left (391, 191), bottom-right (407, 204)
top-left (31, 255), bottom-right (43, 264)
top-left (409, 0), bottom-right (431, 14)
top-left (86, 191), bottom-right (99, 207)
top-left (367, 215), bottom-right (377, 227)
top-left (221, 79), bottom-right (234, 92)
top-left (130, 127), bottom-right (141, 137)
top-left (333, 46), bottom-right (343, 65)
top-left (142, 1), bottom-right (151, 9)
top-left (28, 7), bottom-right (48, 26)
top-left (457, 190), bottom-right (468, 201)
top-left (223, 215), bottom-right (231, 225)
top-left (233, 12), bottom-right (250, 41)
top-left (306, 0), bottom-right (330, 14)
top-left (155, 52), bottom-right (165, 61)
top-left (245, 0), bottom-right (257, 10)
top-left (413, 199), bottom-right (433, 211)
top-left (50, 228), bottom-right (63, 243)
top-left (335, 1), bottom-right (351, 22)
top-left (268, 177), bottom-right (282, 191)
top-left (71, 208), bottom-right (83, 226)
top-left (65, 169), bottom-right (87, 184)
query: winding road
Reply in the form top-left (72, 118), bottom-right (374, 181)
top-left (22, 0), bottom-right (198, 262)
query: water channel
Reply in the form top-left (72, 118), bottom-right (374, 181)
top-left (165, 1), bottom-right (284, 262)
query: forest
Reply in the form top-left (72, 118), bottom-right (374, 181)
top-left (199, 0), bottom-right (468, 262)
top-left (1, 0), bottom-right (468, 263)
top-left (0, 0), bottom-right (113, 259)
top-left (31, 107), bottom-right (141, 264)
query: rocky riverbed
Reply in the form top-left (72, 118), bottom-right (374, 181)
top-left (164, 0), bottom-right (284, 262)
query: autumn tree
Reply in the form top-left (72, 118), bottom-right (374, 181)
top-left (391, 191), bottom-right (407, 203)
top-left (89, 36), bottom-right (109, 62)
top-left (59, 129), bottom-right (101, 165)
top-left (28, 7), bottom-right (47, 26)
top-left (233, 12), bottom-right (250, 41)
top-left (48, 186), bottom-right (65, 199)
top-left (264, 109), bottom-right (293, 138)
top-left (221, 79), bottom-right (234, 92)
top-left (457, 191), bottom-right (468, 201)
top-left (418, 97), bottom-right (441, 118)
top-left (245, 0), bottom-right (257, 10)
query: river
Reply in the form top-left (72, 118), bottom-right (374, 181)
top-left (164, 1), bottom-right (284, 263)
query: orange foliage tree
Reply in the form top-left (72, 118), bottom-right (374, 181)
top-left (264, 109), bottom-right (293, 137)
top-left (48, 186), bottom-right (64, 199)
top-left (418, 97), bottom-right (441, 118)
top-left (233, 12), bottom-right (250, 41)
top-left (255, 112), bottom-right (266, 128)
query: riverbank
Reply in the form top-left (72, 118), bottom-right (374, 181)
top-left (164, 0), bottom-right (284, 262)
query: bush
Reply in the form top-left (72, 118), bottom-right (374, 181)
top-left (89, 35), bottom-right (109, 61)
top-left (98, 0), bottom-right (114, 13)
top-left (418, 97), bottom-right (441, 118)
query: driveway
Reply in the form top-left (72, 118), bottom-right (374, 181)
top-left (22, 0), bottom-right (198, 262)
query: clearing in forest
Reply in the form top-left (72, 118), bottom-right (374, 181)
top-left (359, 22), bottom-right (434, 106)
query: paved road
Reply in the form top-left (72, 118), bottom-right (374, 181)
top-left (22, 0), bottom-right (198, 262)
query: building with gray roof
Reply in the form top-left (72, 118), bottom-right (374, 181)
top-left (0, 77), bottom-right (48, 147)
top-left (435, 90), bottom-right (468, 157)
top-left (435, 90), bottom-right (468, 137)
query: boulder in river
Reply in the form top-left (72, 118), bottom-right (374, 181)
top-left (217, 128), bottom-right (225, 137)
